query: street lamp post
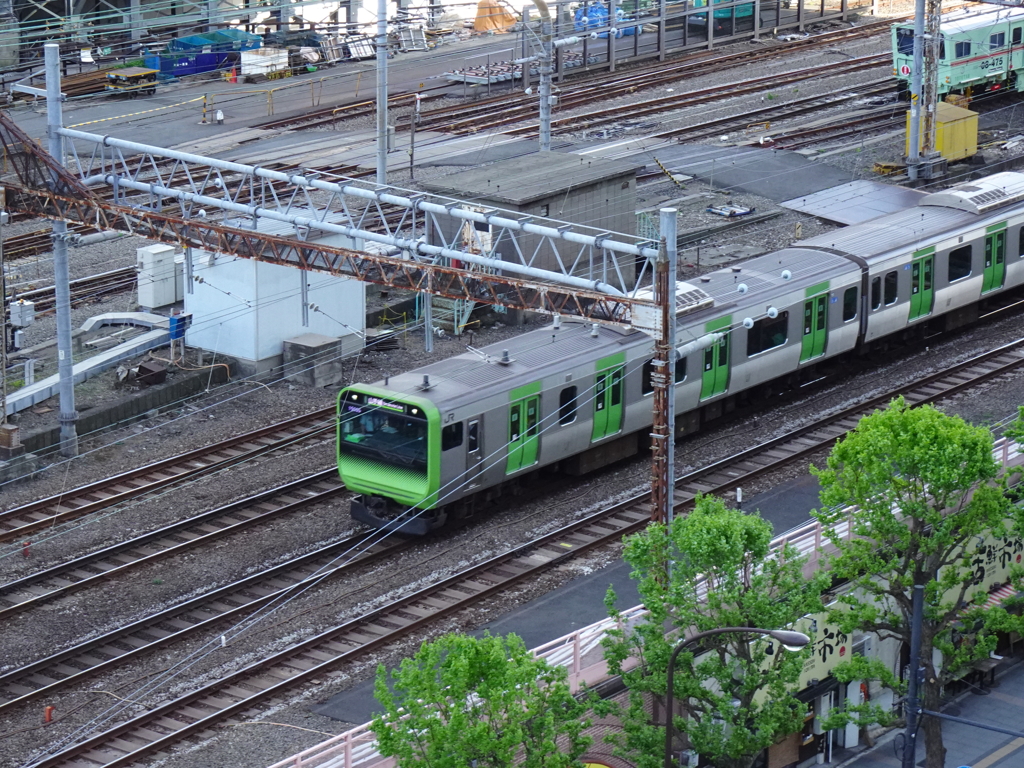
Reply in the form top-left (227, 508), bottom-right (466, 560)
top-left (664, 627), bottom-right (811, 768)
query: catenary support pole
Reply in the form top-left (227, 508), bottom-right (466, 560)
top-left (902, 584), bottom-right (925, 768)
top-left (45, 43), bottom-right (78, 458)
top-left (376, 0), bottom-right (388, 184)
top-left (535, 0), bottom-right (553, 151)
top-left (907, 0), bottom-right (924, 180)
top-left (651, 208), bottom-right (677, 524)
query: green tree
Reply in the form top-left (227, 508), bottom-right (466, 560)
top-left (602, 495), bottom-right (829, 768)
top-left (371, 632), bottom-right (591, 768)
top-left (812, 397), bottom-right (1024, 768)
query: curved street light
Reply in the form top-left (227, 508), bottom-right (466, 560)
top-left (664, 627), bottom-right (812, 768)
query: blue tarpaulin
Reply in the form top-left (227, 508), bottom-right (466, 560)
top-left (573, 3), bottom-right (641, 36)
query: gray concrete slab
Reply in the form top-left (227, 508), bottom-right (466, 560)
top-left (782, 180), bottom-right (927, 226)
top-left (617, 145), bottom-right (856, 202)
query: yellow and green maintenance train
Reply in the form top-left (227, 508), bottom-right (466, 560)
top-left (893, 7), bottom-right (1024, 100)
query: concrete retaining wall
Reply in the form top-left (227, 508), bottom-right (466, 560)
top-left (22, 365), bottom-right (231, 456)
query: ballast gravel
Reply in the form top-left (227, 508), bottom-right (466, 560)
top-left (7, 8), bottom-right (1024, 766)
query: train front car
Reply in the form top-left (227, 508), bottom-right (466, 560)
top-left (337, 386), bottom-right (442, 535)
top-left (892, 7), bottom-right (1024, 101)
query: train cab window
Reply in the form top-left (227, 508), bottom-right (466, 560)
top-left (948, 244), bottom-right (972, 282)
top-left (1015, 27), bottom-right (1023, 46)
top-left (559, 386), bottom-right (578, 425)
top-left (871, 276), bottom-right (881, 310)
top-left (842, 287), bottom-right (858, 322)
top-left (467, 421), bottom-right (479, 453)
top-left (642, 358), bottom-right (688, 394)
top-left (884, 270), bottom-right (898, 305)
top-left (991, 32), bottom-right (1006, 50)
top-left (897, 28), bottom-right (915, 56)
top-left (746, 312), bottom-right (789, 356)
top-left (442, 422), bottom-right (463, 451)
top-left (955, 40), bottom-right (971, 58)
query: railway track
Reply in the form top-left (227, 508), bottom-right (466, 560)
top-left (27, 336), bottom-right (1024, 768)
top-left (263, 17), bottom-right (900, 134)
top-left (10, 267), bottom-right (138, 316)
top-left (0, 407), bottom-right (334, 545)
top-left (0, 473), bottom-right (391, 714)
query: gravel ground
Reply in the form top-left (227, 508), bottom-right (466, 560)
top-left (6, 8), bottom-right (1024, 767)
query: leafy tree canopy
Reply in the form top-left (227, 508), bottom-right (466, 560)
top-left (371, 632), bottom-right (591, 768)
top-left (812, 397), bottom-right (1024, 768)
top-left (602, 495), bottom-right (829, 768)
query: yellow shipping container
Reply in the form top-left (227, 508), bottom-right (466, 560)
top-left (905, 101), bottom-right (978, 162)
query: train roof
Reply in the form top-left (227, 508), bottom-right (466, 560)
top-left (374, 243), bottom-right (862, 409)
top-left (798, 172), bottom-right (1024, 260)
top-left (894, 6), bottom-right (1024, 33)
top-left (380, 321), bottom-right (646, 409)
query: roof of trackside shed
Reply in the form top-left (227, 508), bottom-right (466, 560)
top-left (418, 152), bottom-right (640, 206)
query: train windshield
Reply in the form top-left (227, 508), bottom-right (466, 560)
top-left (338, 392), bottom-right (428, 470)
top-left (896, 28), bottom-right (914, 56)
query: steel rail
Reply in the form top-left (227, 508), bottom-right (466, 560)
top-left (496, 55), bottom-right (889, 138)
top-left (268, 17), bottom-right (901, 133)
top-left (437, 53), bottom-right (888, 134)
top-left (31, 335), bottom-right (1024, 768)
top-left (0, 479), bottom-right (403, 714)
top-left (0, 407), bottom-right (335, 544)
top-left (0, 471), bottom-right (345, 619)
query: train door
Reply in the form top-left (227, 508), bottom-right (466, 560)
top-left (800, 282), bottom-right (829, 362)
top-left (983, 224), bottom-right (1007, 293)
top-left (700, 316), bottom-right (731, 400)
top-left (591, 353), bottom-right (625, 442)
top-left (466, 417), bottom-right (483, 486)
top-left (909, 247), bottom-right (934, 321)
top-left (506, 383), bottom-right (541, 474)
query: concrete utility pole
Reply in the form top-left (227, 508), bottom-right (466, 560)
top-left (651, 208), bottom-right (677, 524)
top-left (376, 0), bottom-right (389, 184)
top-left (535, 0), bottom-right (553, 151)
top-left (45, 43), bottom-right (79, 458)
top-left (908, 0), bottom-right (945, 180)
top-left (906, 0), bottom-right (924, 181)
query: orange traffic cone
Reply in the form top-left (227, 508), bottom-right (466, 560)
top-left (229, 67), bottom-right (237, 83)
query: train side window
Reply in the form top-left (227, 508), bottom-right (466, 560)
top-left (871, 276), bottom-right (881, 310)
top-left (559, 386), bottom-right (578, 425)
top-left (955, 40), bottom-right (971, 58)
top-left (842, 287), bottom-right (858, 322)
top-left (1015, 27), bottom-right (1023, 46)
top-left (746, 311), bottom-right (789, 356)
top-left (948, 244), bottom-right (972, 282)
top-left (675, 357), bottom-right (687, 383)
top-left (1019, 228), bottom-right (1024, 257)
top-left (641, 360), bottom-right (655, 395)
top-left (467, 421), bottom-right (479, 453)
top-left (884, 270), bottom-right (898, 305)
top-left (991, 32), bottom-right (1006, 50)
top-left (642, 358), bottom-right (688, 394)
top-left (442, 422), bottom-right (463, 451)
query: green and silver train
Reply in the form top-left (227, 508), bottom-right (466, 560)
top-left (339, 171), bottom-right (1024, 534)
top-left (893, 7), bottom-right (1024, 99)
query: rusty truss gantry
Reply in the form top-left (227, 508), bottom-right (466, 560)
top-left (0, 111), bottom-right (662, 328)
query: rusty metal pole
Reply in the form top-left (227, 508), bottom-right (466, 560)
top-left (651, 208), bottom-right (677, 524)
